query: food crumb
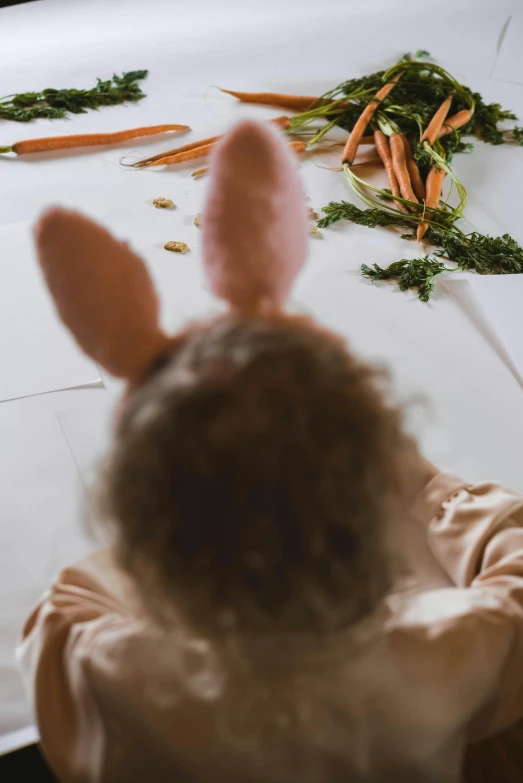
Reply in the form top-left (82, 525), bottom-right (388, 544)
top-left (309, 224), bottom-right (322, 237)
top-left (194, 213), bottom-right (203, 227)
top-left (153, 197), bottom-right (175, 209)
top-left (164, 241), bottom-right (188, 253)
top-left (307, 207), bottom-right (318, 220)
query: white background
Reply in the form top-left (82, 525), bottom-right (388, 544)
top-left (1, 0), bottom-right (523, 748)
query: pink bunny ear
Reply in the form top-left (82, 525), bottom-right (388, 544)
top-left (202, 119), bottom-right (308, 311)
top-left (35, 208), bottom-right (171, 381)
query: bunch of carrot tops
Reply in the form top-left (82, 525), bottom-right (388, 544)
top-left (285, 50), bottom-right (523, 300)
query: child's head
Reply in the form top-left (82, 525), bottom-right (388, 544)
top-left (100, 312), bottom-right (416, 638)
top-left (35, 118), bottom-right (420, 644)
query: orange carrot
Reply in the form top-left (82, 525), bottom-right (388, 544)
top-left (399, 133), bottom-right (425, 200)
top-left (153, 138), bottom-right (306, 169)
top-left (389, 133), bottom-right (418, 205)
top-left (417, 165), bottom-right (446, 242)
top-left (136, 135), bottom-right (220, 167)
top-left (149, 143), bottom-right (216, 167)
top-left (341, 72), bottom-right (403, 165)
top-left (422, 95), bottom-right (453, 145)
top-left (192, 167), bottom-right (209, 178)
top-left (374, 130), bottom-right (408, 213)
top-left (271, 115), bottom-right (293, 130)
top-left (7, 124), bottom-right (189, 155)
top-left (289, 140), bottom-right (307, 154)
top-left (134, 116), bottom-right (291, 168)
top-left (437, 109), bottom-right (473, 138)
top-left (218, 88), bottom-right (350, 112)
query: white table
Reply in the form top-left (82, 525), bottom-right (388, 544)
top-left (1, 0), bottom-right (523, 753)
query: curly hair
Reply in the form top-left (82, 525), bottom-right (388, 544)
top-left (98, 313), bottom-right (419, 640)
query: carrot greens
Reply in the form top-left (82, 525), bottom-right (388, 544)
top-left (0, 71), bottom-right (148, 123)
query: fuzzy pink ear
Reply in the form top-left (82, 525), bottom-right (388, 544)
top-left (35, 208), bottom-right (171, 380)
top-left (202, 119), bottom-right (308, 311)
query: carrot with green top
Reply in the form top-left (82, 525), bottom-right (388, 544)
top-left (417, 165), bottom-right (446, 242)
top-left (0, 124), bottom-right (189, 155)
top-left (422, 95), bottom-right (454, 145)
top-left (374, 130), bottom-right (408, 213)
top-left (389, 133), bottom-right (418, 204)
top-left (342, 72), bottom-right (404, 165)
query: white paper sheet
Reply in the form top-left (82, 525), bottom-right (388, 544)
top-left (56, 393), bottom-right (116, 488)
top-left (0, 725), bottom-right (38, 756)
top-left (468, 274), bottom-right (523, 382)
top-left (491, 13), bottom-right (523, 84)
top-left (0, 222), bottom-right (101, 402)
top-left (0, 402), bottom-right (94, 736)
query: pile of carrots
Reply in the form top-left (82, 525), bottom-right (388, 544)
top-left (177, 66), bottom-right (478, 248)
top-left (205, 80), bottom-right (473, 243)
top-left (337, 71), bottom-right (470, 240)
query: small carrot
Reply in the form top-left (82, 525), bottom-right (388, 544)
top-left (2, 124), bottom-right (189, 155)
top-left (136, 135), bottom-right (220, 167)
top-left (374, 130), bottom-right (408, 213)
top-left (153, 138), bottom-right (306, 169)
top-left (399, 133), bottom-right (425, 200)
top-left (289, 140), bottom-right (307, 154)
top-left (417, 165), bottom-right (446, 243)
top-left (437, 109), bottom-right (473, 138)
top-left (389, 133), bottom-right (418, 205)
top-left (218, 88), bottom-right (349, 112)
top-left (134, 116), bottom-right (291, 168)
top-left (148, 143), bottom-right (216, 167)
top-left (341, 72), bottom-right (403, 165)
top-left (192, 167), bottom-right (208, 178)
top-left (422, 95), bottom-right (454, 145)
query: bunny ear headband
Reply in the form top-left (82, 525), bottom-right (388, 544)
top-left (35, 119), bottom-right (308, 383)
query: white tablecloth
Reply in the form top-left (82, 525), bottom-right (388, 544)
top-left (1, 0), bottom-right (523, 751)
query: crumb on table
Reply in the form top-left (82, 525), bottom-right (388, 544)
top-left (164, 241), bottom-right (188, 253)
top-left (194, 213), bottom-right (203, 227)
top-left (153, 197), bottom-right (175, 209)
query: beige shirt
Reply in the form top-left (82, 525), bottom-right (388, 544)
top-left (17, 474), bottom-right (523, 783)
